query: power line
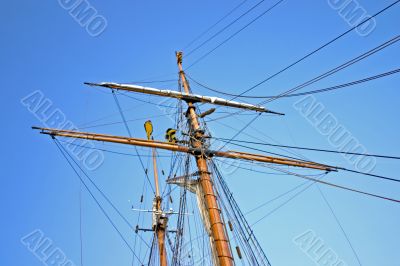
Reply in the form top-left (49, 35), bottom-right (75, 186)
top-left (186, 0), bottom-right (286, 69)
top-left (229, 0), bottom-right (400, 100)
top-left (184, 0), bottom-right (249, 50)
top-left (213, 137), bottom-right (400, 160)
top-left (188, 67), bottom-right (400, 99)
top-left (185, 0), bottom-right (266, 57)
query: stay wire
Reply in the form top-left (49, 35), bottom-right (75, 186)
top-left (267, 165), bottom-right (400, 203)
top-left (185, 0), bottom-right (266, 57)
top-left (187, 67), bottom-right (400, 99)
top-left (184, 0), bottom-right (249, 50)
top-left (251, 175), bottom-right (324, 226)
top-left (229, 0), bottom-right (400, 100)
top-left (54, 138), bottom-right (151, 249)
top-left (58, 140), bottom-right (172, 158)
top-left (262, 34), bottom-right (400, 104)
top-left (79, 111), bottom-right (180, 130)
top-left (217, 136), bottom-right (328, 166)
top-left (217, 113), bottom-right (261, 151)
top-left (186, 0), bottom-right (286, 69)
top-left (339, 167), bottom-right (400, 183)
top-left (218, 136), bottom-right (400, 184)
top-left (112, 90), bottom-right (156, 194)
top-left (317, 185), bottom-right (363, 266)
top-left (215, 34), bottom-right (400, 141)
top-left (125, 79), bottom-right (177, 84)
top-left (213, 137), bottom-right (400, 160)
top-left (79, 183), bottom-right (84, 266)
top-left (244, 179), bottom-right (312, 215)
top-left (52, 138), bottom-right (144, 264)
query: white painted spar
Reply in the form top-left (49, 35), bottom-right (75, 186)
top-left (85, 82), bottom-right (284, 114)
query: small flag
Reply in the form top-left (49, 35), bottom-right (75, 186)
top-left (144, 120), bottom-right (153, 140)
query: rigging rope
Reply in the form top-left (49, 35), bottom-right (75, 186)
top-left (267, 165), bottom-right (400, 203)
top-left (112, 90), bottom-right (156, 194)
top-left (262, 34), bottom-right (400, 104)
top-left (317, 186), bottom-right (362, 266)
top-left (184, 0), bottom-right (249, 50)
top-left (53, 138), bottom-right (145, 264)
top-left (213, 137), bottom-right (400, 160)
top-left (225, 0), bottom-right (400, 100)
top-left (187, 67), bottom-right (400, 99)
top-left (185, 0), bottom-right (266, 57)
top-left (186, 0), bottom-right (286, 69)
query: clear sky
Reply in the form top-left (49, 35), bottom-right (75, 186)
top-left (1, 0), bottom-right (399, 265)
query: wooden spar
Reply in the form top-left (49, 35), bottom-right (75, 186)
top-left (32, 127), bottom-right (336, 172)
top-left (83, 82), bottom-right (284, 115)
top-left (176, 51), bottom-right (234, 266)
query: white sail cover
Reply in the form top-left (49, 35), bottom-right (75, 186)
top-left (85, 82), bottom-right (284, 115)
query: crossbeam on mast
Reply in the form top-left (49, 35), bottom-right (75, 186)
top-left (32, 127), bottom-right (337, 172)
top-left (84, 82), bottom-right (284, 115)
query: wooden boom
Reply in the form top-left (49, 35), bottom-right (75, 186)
top-left (32, 127), bottom-right (337, 172)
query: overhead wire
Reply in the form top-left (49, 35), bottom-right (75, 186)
top-left (266, 165), bottom-right (400, 203)
top-left (78, 111), bottom-right (180, 130)
top-left (218, 136), bottom-right (400, 183)
top-left (186, 0), bottom-right (286, 69)
top-left (213, 137), bottom-right (400, 160)
top-left (217, 113), bottom-right (261, 151)
top-left (250, 175), bottom-right (325, 226)
top-left (185, 0), bottom-right (266, 57)
top-left (317, 185), bottom-right (362, 266)
top-left (187, 67), bottom-right (400, 99)
top-left (52, 138), bottom-right (145, 264)
top-left (262, 34), bottom-right (400, 104)
top-left (184, 0), bottom-right (250, 50)
top-left (211, 33), bottom-right (400, 145)
top-left (226, 0), bottom-right (400, 101)
top-left (112, 90), bottom-right (156, 194)
top-left (125, 79), bottom-right (177, 84)
top-left (244, 179), bottom-right (313, 215)
top-left (79, 183), bottom-right (84, 266)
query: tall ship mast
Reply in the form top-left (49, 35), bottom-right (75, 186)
top-left (33, 51), bottom-right (393, 266)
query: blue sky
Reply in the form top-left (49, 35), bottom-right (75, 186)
top-left (1, 0), bottom-right (399, 265)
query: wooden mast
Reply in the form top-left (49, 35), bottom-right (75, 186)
top-left (145, 120), bottom-right (168, 266)
top-left (176, 51), bottom-right (234, 266)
